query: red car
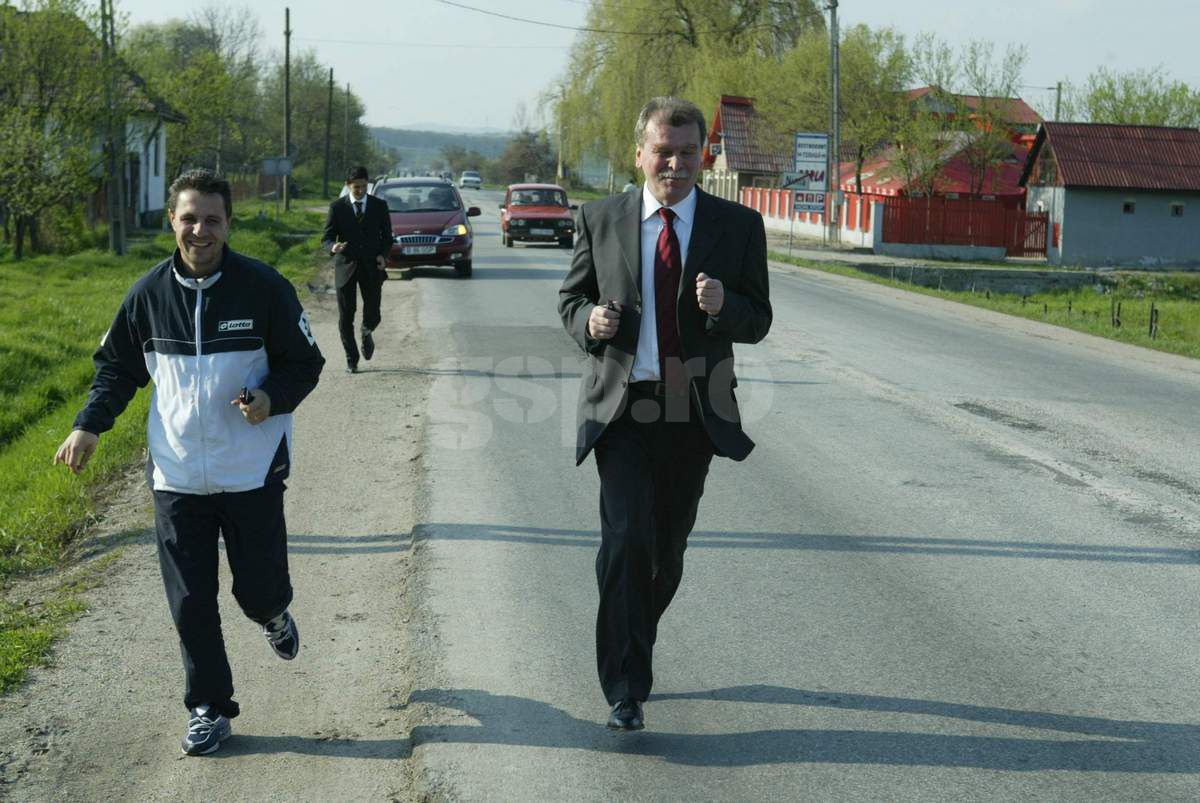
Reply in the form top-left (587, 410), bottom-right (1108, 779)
top-left (499, 183), bottom-right (577, 248)
top-left (375, 178), bottom-right (481, 278)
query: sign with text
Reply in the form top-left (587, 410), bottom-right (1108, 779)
top-left (792, 191), bottom-right (827, 213)
top-left (792, 132), bottom-right (829, 190)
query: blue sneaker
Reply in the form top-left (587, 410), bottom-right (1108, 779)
top-left (263, 610), bottom-right (299, 660)
top-left (181, 705), bottom-right (231, 756)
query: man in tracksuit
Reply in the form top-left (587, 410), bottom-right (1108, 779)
top-left (54, 169), bottom-right (325, 756)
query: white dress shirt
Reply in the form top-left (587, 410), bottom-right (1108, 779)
top-left (351, 194), bottom-right (368, 216)
top-left (630, 185), bottom-right (696, 382)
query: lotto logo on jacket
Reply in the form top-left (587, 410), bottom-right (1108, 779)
top-left (218, 319), bottom-right (254, 332)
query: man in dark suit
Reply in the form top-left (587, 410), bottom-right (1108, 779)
top-left (322, 166), bottom-right (393, 373)
top-left (559, 97), bottom-right (772, 731)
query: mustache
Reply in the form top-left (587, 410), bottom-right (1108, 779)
top-left (657, 171), bottom-right (691, 180)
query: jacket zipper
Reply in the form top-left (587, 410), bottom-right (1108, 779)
top-left (193, 285), bottom-right (211, 494)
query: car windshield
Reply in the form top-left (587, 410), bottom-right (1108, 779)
top-left (463, 172), bottom-right (479, 179)
top-left (379, 185), bottom-right (461, 213)
top-left (510, 190), bottom-right (567, 207)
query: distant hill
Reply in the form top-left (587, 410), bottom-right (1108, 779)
top-left (370, 127), bottom-right (513, 173)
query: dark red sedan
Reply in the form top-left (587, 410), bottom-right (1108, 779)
top-left (375, 178), bottom-right (481, 278)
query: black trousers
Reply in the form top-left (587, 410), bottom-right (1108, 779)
top-left (336, 266), bottom-right (383, 363)
top-left (153, 484), bottom-right (293, 718)
top-left (592, 385), bottom-right (715, 705)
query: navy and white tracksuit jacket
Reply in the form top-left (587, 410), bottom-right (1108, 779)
top-left (75, 247), bottom-right (325, 495)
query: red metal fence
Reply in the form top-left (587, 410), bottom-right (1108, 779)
top-left (882, 197), bottom-right (1047, 257)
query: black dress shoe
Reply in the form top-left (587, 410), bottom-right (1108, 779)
top-left (606, 699), bottom-right (644, 731)
top-left (346, 360), bottom-right (358, 374)
top-left (361, 331), bottom-right (375, 361)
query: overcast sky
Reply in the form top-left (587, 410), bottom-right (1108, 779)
top-left (114, 0), bottom-right (1200, 132)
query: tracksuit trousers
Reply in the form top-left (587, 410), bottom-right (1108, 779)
top-left (152, 483), bottom-right (293, 718)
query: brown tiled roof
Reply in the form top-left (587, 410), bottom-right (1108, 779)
top-left (1022, 122), bottom-right (1200, 191)
top-left (710, 97), bottom-right (792, 174)
top-left (906, 86), bottom-right (1042, 126)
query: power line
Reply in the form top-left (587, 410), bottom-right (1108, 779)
top-left (294, 37), bottom-right (567, 49)
top-left (433, 0), bottom-right (777, 37)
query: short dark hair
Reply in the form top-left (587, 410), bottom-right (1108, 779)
top-left (347, 166), bottom-right (369, 182)
top-left (168, 169), bottom-right (232, 220)
top-left (634, 97), bottom-right (706, 146)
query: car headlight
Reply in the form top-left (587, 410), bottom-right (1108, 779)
top-left (441, 223), bottom-right (468, 236)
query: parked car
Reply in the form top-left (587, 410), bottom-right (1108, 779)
top-left (459, 170), bottom-right (482, 190)
top-left (374, 178), bottom-right (481, 278)
top-left (499, 183), bottom-right (577, 248)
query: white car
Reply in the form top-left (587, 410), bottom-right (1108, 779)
top-left (459, 170), bottom-right (482, 190)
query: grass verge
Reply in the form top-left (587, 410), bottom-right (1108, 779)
top-left (0, 553), bottom-right (119, 694)
top-left (771, 250), bottom-right (1200, 361)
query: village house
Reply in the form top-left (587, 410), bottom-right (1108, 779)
top-left (1021, 122), bottom-right (1200, 267)
top-left (115, 70), bottom-right (187, 229)
top-left (700, 95), bottom-right (792, 202)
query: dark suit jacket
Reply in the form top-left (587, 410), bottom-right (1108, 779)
top-left (321, 194), bottom-right (393, 288)
top-left (558, 187), bottom-right (772, 466)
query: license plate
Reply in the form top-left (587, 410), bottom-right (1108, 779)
top-left (402, 245), bottom-right (436, 255)
top-left (530, 228), bottom-right (555, 236)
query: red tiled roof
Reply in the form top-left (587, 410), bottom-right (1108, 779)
top-left (906, 86), bottom-right (1042, 126)
top-left (1022, 122), bottom-right (1200, 191)
top-left (706, 96), bottom-right (792, 174)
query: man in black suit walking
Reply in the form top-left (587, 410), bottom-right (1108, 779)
top-left (559, 96), bottom-right (772, 731)
top-left (322, 166), bottom-right (393, 373)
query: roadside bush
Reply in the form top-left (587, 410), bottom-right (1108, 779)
top-left (33, 205), bottom-right (107, 256)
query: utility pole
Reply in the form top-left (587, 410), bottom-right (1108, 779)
top-left (1054, 81), bottom-right (1063, 121)
top-left (283, 8), bottom-right (292, 212)
top-left (323, 67), bottom-right (334, 197)
top-left (100, 0), bottom-right (126, 254)
top-left (343, 83), bottom-right (350, 177)
top-left (556, 86), bottom-right (565, 181)
top-left (827, 0), bottom-right (841, 245)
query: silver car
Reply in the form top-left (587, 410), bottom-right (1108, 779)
top-left (459, 170), bottom-right (482, 190)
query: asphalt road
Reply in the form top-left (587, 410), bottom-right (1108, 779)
top-left (404, 187), bottom-right (1200, 800)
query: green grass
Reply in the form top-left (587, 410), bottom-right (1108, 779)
top-left (772, 251), bottom-right (1200, 360)
top-left (0, 554), bottom-right (117, 693)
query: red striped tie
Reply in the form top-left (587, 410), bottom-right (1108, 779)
top-left (654, 207), bottom-right (682, 385)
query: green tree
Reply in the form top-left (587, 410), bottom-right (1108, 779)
top-left (1062, 66), bottom-right (1200, 127)
top-left (490, 130), bottom-right (556, 184)
top-left (123, 8), bottom-right (265, 177)
top-left (0, 0), bottom-right (113, 258)
top-left (440, 144), bottom-right (489, 177)
top-left (957, 39), bottom-right (1027, 194)
top-left (554, 0), bottom-right (824, 183)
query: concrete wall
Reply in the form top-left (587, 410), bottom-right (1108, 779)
top-left (740, 186), bottom-right (882, 250)
top-left (876, 242), bottom-right (1007, 262)
top-left (1056, 188), bottom-right (1200, 268)
top-left (851, 263), bottom-right (1099, 295)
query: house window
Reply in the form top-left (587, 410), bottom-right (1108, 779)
top-left (153, 135), bottom-right (160, 177)
top-left (1170, 203), bottom-right (1184, 218)
top-left (1123, 201), bottom-right (1136, 214)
